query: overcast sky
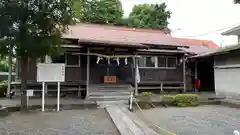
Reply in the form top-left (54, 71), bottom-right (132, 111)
top-left (120, 0), bottom-right (240, 47)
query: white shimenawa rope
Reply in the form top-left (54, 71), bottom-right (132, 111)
top-left (71, 52), bottom-right (135, 58)
top-left (93, 53), bottom-right (130, 65)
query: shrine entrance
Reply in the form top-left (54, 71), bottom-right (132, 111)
top-left (85, 50), bottom-right (136, 99)
top-left (89, 54), bottom-right (134, 85)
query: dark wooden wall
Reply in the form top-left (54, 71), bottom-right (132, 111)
top-left (15, 48), bottom-right (184, 86)
top-left (139, 68), bottom-right (182, 83)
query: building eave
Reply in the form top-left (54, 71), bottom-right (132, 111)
top-left (221, 25), bottom-right (240, 35)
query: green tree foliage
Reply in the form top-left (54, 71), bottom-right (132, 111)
top-left (73, 0), bottom-right (81, 21)
top-left (74, 0), bottom-right (171, 30)
top-left (126, 3), bottom-right (171, 29)
top-left (78, 0), bottom-right (124, 24)
top-left (0, 56), bottom-right (16, 72)
top-left (234, 0), bottom-right (240, 3)
top-left (0, 0), bottom-right (74, 109)
top-left (0, 57), bottom-right (9, 72)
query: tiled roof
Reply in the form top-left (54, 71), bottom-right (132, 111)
top-left (176, 38), bottom-right (219, 49)
top-left (63, 23), bottom-right (184, 47)
top-left (193, 44), bottom-right (240, 58)
top-left (63, 23), bottom-right (218, 54)
top-left (176, 38), bottom-right (219, 54)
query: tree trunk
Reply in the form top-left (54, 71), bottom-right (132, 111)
top-left (7, 54), bottom-right (12, 98)
top-left (19, 56), bottom-right (28, 110)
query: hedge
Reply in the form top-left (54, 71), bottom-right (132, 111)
top-left (173, 94), bottom-right (199, 107)
top-left (136, 92), bottom-right (154, 109)
top-left (160, 95), bottom-right (175, 106)
top-left (0, 81), bottom-right (7, 97)
top-left (160, 94), bottom-right (199, 107)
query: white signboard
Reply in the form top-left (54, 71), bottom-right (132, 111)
top-left (27, 90), bottom-right (34, 97)
top-left (37, 63), bottom-right (65, 82)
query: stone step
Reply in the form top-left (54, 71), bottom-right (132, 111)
top-left (88, 95), bottom-right (130, 101)
top-left (97, 100), bottom-right (129, 108)
top-left (98, 104), bottom-right (128, 108)
top-left (90, 84), bottom-right (132, 87)
top-left (89, 84), bottom-right (133, 92)
top-left (97, 100), bottom-right (128, 104)
top-left (89, 87), bottom-right (132, 90)
top-left (89, 88), bottom-right (132, 92)
top-left (89, 91), bottom-right (131, 96)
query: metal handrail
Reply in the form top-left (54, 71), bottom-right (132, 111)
top-left (128, 92), bottom-right (133, 112)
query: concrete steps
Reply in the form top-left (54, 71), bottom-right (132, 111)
top-left (97, 100), bottom-right (128, 108)
top-left (88, 84), bottom-right (133, 102)
top-left (89, 91), bottom-right (131, 96)
top-left (88, 95), bottom-right (130, 101)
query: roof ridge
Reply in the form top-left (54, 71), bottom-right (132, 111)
top-left (174, 37), bottom-right (219, 48)
top-left (75, 23), bottom-right (169, 34)
top-left (176, 37), bottom-right (215, 42)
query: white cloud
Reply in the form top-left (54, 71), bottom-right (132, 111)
top-left (120, 0), bottom-right (240, 46)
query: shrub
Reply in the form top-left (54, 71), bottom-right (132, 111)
top-left (142, 92), bottom-right (152, 97)
top-left (161, 95), bottom-right (175, 101)
top-left (173, 94), bottom-right (199, 107)
top-left (160, 95), bottom-right (175, 106)
top-left (136, 92), bottom-right (152, 101)
top-left (0, 81), bottom-right (7, 97)
top-left (136, 92), bottom-right (153, 109)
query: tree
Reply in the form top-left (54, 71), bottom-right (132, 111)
top-left (0, 57), bottom-right (9, 72)
top-left (0, 0), bottom-right (74, 109)
top-left (234, 0), bottom-right (240, 3)
top-left (115, 3), bottom-right (171, 30)
top-left (127, 3), bottom-right (171, 30)
top-left (0, 56), bottom-right (15, 72)
top-left (78, 0), bottom-right (124, 24)
top-left (73, 0), bottom-right (81, 22)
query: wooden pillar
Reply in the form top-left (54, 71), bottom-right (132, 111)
top-left (195, 60), bottom-right (198, 92)
top-left (134, 56), bottom-right (138, 95)
top-left (78, 55), bottom-right (81, 97)
top-left (183, 56), bottom-right (186, 92)
top-left (86, 48), bottom-right (90, 98)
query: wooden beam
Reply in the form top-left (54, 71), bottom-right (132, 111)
top-left (183, 57), bottom-right (186, 92)
top-left (195, 61), bottom-right (198, 92)
top-left (86, 48), bottom-right (90, 98)
top-left (134, 56), bottom-right (138, 95)
top-left (62, 45), bottom-right (82, 48)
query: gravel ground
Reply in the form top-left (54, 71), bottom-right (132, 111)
top-left (138, 105), bottom-right (240, 135)
top-left (0, 109), bottom-right (119, 135)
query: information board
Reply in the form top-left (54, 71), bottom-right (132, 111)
top-left (37, 63), bottom-right (65, 82)
top-left (27, 90), bottom-right (34, 97)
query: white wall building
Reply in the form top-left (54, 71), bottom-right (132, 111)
top-left (195, 25), bottom-right (240, 99)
